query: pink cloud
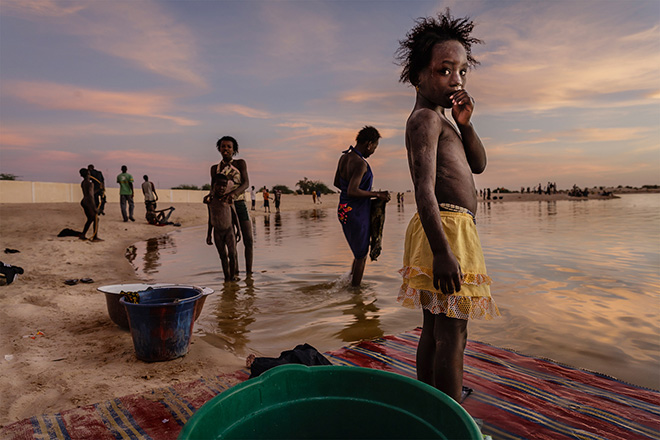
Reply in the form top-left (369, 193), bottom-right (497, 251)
top-left (4, 81), bottom-right (198, 126)
top-left (211, 104), bottom-right (273, 119)
top-left (0, 128), bottom-right (47, 147)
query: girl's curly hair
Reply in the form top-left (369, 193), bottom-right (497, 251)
top-left (395, 9), bottom-right (483, 86)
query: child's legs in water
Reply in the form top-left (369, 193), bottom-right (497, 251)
top-left (214, 227), bottom-right (236, 280)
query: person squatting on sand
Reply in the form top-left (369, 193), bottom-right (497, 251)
top-left (206, 173), bottom-right (241, 281)
top-left (116, 165), bottom-right (135, 222)
top-left (395, 10), bottom-right (500, 401)
top-left (210, 136), bottom-right (253, 276)
top-left (79, 168), bottom-right (102, 242)
top-left (334, 126), bottom-right (391, 287)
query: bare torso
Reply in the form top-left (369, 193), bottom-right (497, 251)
top-left (208, 198), bottom-right (233, 231)
top-left (406, 109), bottom-right (478, 213)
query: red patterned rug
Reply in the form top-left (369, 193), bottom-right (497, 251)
top-left (3, 328), bottom-right (659, 440)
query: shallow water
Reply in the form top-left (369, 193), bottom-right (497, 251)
top-left (128, 194), bottom-right (660, 390)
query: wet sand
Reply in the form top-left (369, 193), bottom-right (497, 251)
top-left (0, 190), bottom-right (635, 426)
top-left (0, 194), bottom-right (335, 426)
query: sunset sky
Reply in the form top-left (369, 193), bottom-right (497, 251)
top-left (1, 0), bottom-right (658, 192)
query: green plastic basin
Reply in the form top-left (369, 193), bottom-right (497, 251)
top-left (178, 364), bottom-right (481, 439)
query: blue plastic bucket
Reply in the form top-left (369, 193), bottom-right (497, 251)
top-left (120, 286), bottom-right (202, 362)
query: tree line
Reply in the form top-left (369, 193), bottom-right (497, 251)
top-left (170, 177), bottom-right (335, 195)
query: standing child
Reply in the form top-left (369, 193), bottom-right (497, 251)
top-left (262, 188), bottom-right (271, 213)
top-left (396, 10), bottom-right (500, 401)
top-left (206, 174), bottom-right (241, 281)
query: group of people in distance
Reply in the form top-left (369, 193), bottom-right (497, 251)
top-left (78, 163), bottom-right (176, 242)
top-left (203, 10), bottom-right (500, 403)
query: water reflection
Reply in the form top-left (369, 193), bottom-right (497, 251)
top-left (142, 235), bottom-right (176, 275)
top-left (335, 291), bottom-right (384, 342)
top-left (299, 209), bottom-right (327, 220)
top-left (274, 213), bottom-right (282, 244)
top-left (208, 278), bottom-right (257, 353)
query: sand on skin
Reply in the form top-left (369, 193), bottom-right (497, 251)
top-left (0, 190), bottom-right (627, 426)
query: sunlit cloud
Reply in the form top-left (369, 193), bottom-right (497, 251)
top-left (0, 128), bottom-right (48, 148)
top-left (4, 81), bottom-right (199, 126)
top-left (211, 104), bottom-right (273, 119)
top-left (1, 0), bottom-right (84, 17)
top-left (559, 127), bottom-right (651, 143)
top-left (340, 90), bottom-right (410, 104)
top-left (2, 0), bottom-right (205, 87)
top-left (512, 129), bottom-right (542, 134)
top-left (469, 3), bottom-right (660, 113)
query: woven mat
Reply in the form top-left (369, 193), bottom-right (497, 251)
top-left (3, 328), bottom-right (659, 439)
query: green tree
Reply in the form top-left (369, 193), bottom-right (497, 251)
top-left (171, 184), bottom-right (200, 190)
top-left (0, 173), bottom-right (18, 180)
top-left (296, 178), bottom-right (335, 195)
top-left (272, 184), bottom-right (294, 194)
top-left (296, 177), bottom-right (313, 194)
top-left (310, 181), bottom-right (334, 195)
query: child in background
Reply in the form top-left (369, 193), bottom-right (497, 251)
top-left (79, 168), bottom-right (102, 242)
top-left (205, 174), bottom-right (241, 281)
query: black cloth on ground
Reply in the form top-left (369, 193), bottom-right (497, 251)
top-left (58, 228), bottom-right (82, 237)
top-left (248, 343), bottom-right (332, 379)
top-left (0, 261), bottom-right (24, 285)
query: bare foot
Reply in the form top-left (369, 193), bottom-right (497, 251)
top-left (90, 237), bottom-right (104, 242)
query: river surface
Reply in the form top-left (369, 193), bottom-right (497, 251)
top-left (128, 194), bottom-right (660, 390)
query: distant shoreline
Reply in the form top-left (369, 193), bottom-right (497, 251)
top-left (475, 187), bottom-right (659, 203)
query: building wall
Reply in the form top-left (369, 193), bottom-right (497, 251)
top-left (0, 180), bottom-right (213, 204)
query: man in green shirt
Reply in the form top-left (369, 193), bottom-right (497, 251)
top-left (116, 165), bottom-right (135, 222)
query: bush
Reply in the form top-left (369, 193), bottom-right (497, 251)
top-left (272, 184), bottom-right (295, 194)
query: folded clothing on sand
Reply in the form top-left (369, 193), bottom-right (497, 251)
top-left (0, 261), bottom-right (24, 285)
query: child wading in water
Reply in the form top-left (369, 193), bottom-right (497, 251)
top-left (396, 10), bottom-right (500, 401)
top-left (206, 174), bottom-right (241, 281)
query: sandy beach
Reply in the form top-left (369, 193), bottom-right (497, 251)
top-left (0, 189), bottom-right (641, 426)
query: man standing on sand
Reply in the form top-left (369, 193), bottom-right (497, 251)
top-left (334, 126), bottom-right (390, 287)
top-left (87, 164), bottom-right (106, 215)
top-left (117, 165), bottom-right (135, 222)
top-left (250, 186), bottom-right (256, 210)
top-left (395, 10), bottom-right (500, 402)
top-left (142, 175), bottom-right (158, 214)
top-left (79, 168), bottom-right (102, 241)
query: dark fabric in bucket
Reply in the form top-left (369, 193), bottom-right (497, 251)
top-left (249, 343), bottom-right (331, 379)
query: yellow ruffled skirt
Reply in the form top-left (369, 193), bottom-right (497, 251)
top-left (398, 211), bottom-right (500, 320)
